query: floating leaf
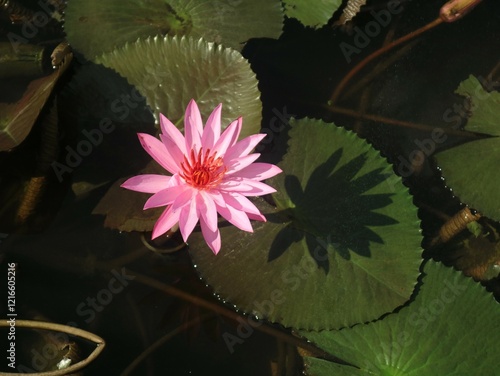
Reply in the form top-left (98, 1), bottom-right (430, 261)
top-left (97, 36), bottom-right (261, 139)
top-left (435, 75), bottom-right (500, 221)
top-left (283, 0), bottom-right (342, 28)
top-left (92, 161), bottom-right (164, 232)
top-left (64, 0), bottom-right (283, 58)
top-left (302, 260), bottom-right (500, 375)
top-left (0, 53), bottom-right (72, 151)
top-left (189, 118), bottom-right (422, 330)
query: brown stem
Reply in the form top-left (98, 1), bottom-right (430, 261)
top-left (430, 207), bottom-right (481, 246)
top-left (125, 268), bottom-right (346, 364)
top-left (328, 105), bottom-right (479, 138)
top-left (330, 17), bottom-right (444, 106)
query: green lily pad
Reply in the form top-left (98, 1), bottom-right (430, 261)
top-left (435, 75), bottom-right (500, 221)
top-left (302, 260), bottom-right (500, 375)
top-left (93, 161), bottom-right (165, 232)
top-left (64, 0), bottom-right (283, 59)
top-left (97, 35), bottom-right (261, 139)
top-left (283, 0), bottom-right (342, 28)
top-left (189, 118), bottom-right (422, 330)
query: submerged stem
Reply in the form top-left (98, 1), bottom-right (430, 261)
top-left (330, 17), bottom-right (443, 106)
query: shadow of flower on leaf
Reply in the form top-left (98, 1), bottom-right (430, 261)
top-left (268, 148), bottom-right (398, 273)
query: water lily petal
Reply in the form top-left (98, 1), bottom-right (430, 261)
top-left (220, 191), bottom-right (262, 216)
top-left (200, 217), bottom-right (221, 255)
top-left (179, 194), bottom-right (200, 242)
top-left (123, 100), bottom-right (282, 255)
top-left (138, 133), bottom-right (178, 174)
top-left (224, 133), bottom-right (266, 161)
top-left (247, 212), bottom-right (266, 222)
top-left (217, 203), bottom-right (253, 232)
top-left (160, 134), bottom-right (184, 172)
top-left (171, 188), bottom-right (194, 211)
top-left (212, 117), bottom-right (242, 156)
top-left (185, 99), bottom-right (203, 152)
top-left (219, 179), bottom-right (277, 196)
top-left (159, 113), bottom-right (186, 154)
top-left (233, 163), bottom-right (283, 181)
top-left (225, 153), bottom-right (261, 174)
top-left (206, 189), bottom-right (226, 207)
top-left (151, 205), bottom-right (181, 239)
top-left (121, 174), bottom-right (171, 193)
top-left (144, 185), bottom-right (187, 209)
top-left (198, 191), bottom-right (218, 232)
top-left (201, 103), bottom-right (222, 149)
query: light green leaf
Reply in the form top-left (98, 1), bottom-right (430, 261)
top-left (97, 36), bottom-right (261, 139)
top-left (435, 75), bottom-right (500, 221)
top-left (189, 118), bottom-right (422, 330)
top-left (302, 260), bottom-right (500, 375)
top-left (64, 0), bottom-right (283, 58)
top-left (455, 75), bottom-right (500, 136)
top-left (284, 0), bottom-right (342, 28)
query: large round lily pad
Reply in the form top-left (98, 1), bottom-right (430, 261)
top-left (189, 118), bottom-right (422, 330)
top-left (64, 0), bottom-right (283, 58)
top-left (302, 260), bottom-right (500, 375)
top-left (97, 36), bottom-right (262, 139)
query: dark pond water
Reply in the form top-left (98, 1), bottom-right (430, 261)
top-left (1, 0), bottom-right (500, 375)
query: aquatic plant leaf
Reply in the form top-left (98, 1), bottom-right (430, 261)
top-left (92, 161), bottom-right (164, 232)
top-left (64, 0), bottom-right (283, 59)
top-left (283, 0), bottom-right (342, 28)
top-left (302, 260), bottom-right (500, 375)
top-left (97, 36), bottom-right (261, 139)
top-left (189, 118), bottom-right (422, 330)
top-left (0, 54), bottom-right (72, 151)
top-left (435, 75), bottom-right (500, 221)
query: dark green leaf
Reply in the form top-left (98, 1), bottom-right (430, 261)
top-left (302, 260), bottom-right (500, 375)
top-left (190, 118), bottom-right (422, 330)
top-left (64, 0), bottom-right (283, 58)
top-left (435, 75), bottom-right (500, 221)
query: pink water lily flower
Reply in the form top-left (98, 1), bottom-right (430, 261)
top-left (121, 99), bottom-right (282, 255)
